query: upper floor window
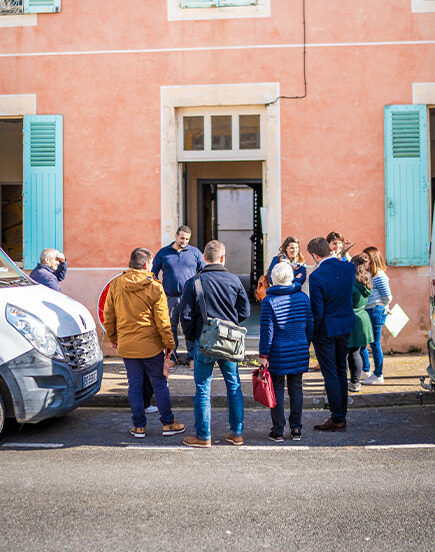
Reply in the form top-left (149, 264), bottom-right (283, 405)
top-left (181, 1), bottom-right (257, 7)
top-left (168, 0), bottom-right (269, 21)
top-left (0, 0), bottom-right (61, 15)
top-left (178, 107), bottom-right (265, 161)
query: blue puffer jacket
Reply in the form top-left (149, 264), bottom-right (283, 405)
top-left (259, 283), bottom-right (314, 376)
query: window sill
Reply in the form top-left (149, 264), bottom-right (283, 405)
top-left (0, 13), bottom-right (36, 27)
top-left (412, 0), bottom-right (435, 13)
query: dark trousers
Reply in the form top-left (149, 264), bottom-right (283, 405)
top-left (167, 295), bottom-right (195, 361)
top-left (143, 372), bottom-right (154, 408)
top-left (123, 353), bottom-right (174, 428)
top-left (270, 373), bottom-right (303, 435)
top-left (348, 346), bottom-right (363, 384)
top-left (313, 331), bottom-right (350, 423)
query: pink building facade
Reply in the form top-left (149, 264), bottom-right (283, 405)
top-left (0, 0), bottom-right (434, 351)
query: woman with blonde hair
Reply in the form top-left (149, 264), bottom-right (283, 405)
top-left (360, 247), bottom-right (392, 385)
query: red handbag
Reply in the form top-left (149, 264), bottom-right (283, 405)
top-left (252, 367), bottom-right (277, 408)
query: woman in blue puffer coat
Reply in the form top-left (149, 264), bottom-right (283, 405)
top-left (259, 261), bottom-right (314, 442)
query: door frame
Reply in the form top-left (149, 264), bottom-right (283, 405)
top-left (160, 83), bottom-right (281, 265)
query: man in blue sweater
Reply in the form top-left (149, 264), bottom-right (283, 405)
top-left (308, 237), bottom-right (355, 431)
top-left (152, 226), bottom-right (205, 369)
top-left (180, 240), bottom-right (250, 447)
top-left (29, 248), bottom-right (67, 292)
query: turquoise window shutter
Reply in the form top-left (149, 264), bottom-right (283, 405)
top-left (180, 1), bottom-right (214, 8)
top-left (23, 115), bottom-right (63, 270)
top-left (23, 0), bottom-right (61, 14)
top-left (384, 105), bottom-right (429, 266)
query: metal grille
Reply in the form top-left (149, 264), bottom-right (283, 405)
top-left (59, 330), bottom-right (100, 371)
top-left (0, 1), bottom-right (23, 14)
top-left (250, 183), bottom-right (264, 295)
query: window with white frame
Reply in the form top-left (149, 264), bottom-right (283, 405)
top-left (0, 0), bottom-right (61, 15)
top-left (177, 107), bottom-right (266, 161)
top-left (181, 1), bottom-right (257, 7)
top-left (168, 0), bottom-right (270, 21)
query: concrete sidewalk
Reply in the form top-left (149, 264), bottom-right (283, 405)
top-left (85, 352), bottom-right (435, 409)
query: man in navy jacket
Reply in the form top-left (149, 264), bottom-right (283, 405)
top-left (180, 240), bottom-right (250, 447)
top-left (29, 248), bottom-right (67, 292)
top-left (152, 226), bottom-right (205, 369)
top-left (308, 237), bottom-right (355, 431)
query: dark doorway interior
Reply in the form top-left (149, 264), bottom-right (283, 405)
top-left (0, 118), bottom-right (23, 264)
top-left (197, 178), bottom-right (263, 297)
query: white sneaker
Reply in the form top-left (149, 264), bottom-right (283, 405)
top-left (360, 371), bottom-right (372, 380)
top-left (145, 405), bottom-right (158, 414)
top-left (348, 381), bottom-right (361, 392)
top-left (361, 374), bottom-right (384, 385)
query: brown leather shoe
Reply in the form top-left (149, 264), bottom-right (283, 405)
top-left (226, 433), bottom-right (244, 446)
top-left (183, 435), bottom-right (211, 448)
top-left (314, 418), bottom-right (346, 431)
top-left (162, 419), bottom-right (185, 436)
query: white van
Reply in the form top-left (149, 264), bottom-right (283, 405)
top-left (0, 248), bottom-right (103, 435)
top-left (424, 214), bottom-right (435, 392)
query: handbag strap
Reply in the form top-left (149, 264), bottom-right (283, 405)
top-left (194, 276), bottom-right (208, 326)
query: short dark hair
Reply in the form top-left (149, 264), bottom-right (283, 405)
top-left (129, 247), bottom-right (153, 269)
top-left (326, 231), bottom-right (344, 243)
top-left (176, 225), bottom-right (191, 235)
top-left (307, 237), bottom-right (331, 258)
top-left (204, 240), bottom-right (225, 263)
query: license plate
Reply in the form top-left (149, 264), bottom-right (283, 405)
top-left (83, 370), bottom-right (98, 389)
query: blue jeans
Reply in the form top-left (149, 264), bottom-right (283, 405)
top-left (193, 342), bottom-right (244, 441)
top-left (168, 296), bottom-right (195, 361)
top-left (270, 373), bottom-right (303, 435)
top-left (123, 353), bottom-right (174, 428)
top-left (361, 306), bottom-right (387, 377)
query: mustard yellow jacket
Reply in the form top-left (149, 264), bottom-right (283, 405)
top-left (103, 269), bottom-right (175, 359)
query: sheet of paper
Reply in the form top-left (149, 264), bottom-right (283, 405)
top-left (385, 303), bottom-right (409, 338)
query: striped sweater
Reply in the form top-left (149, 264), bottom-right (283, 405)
top-left (365, 270), bottom-right (392, 310)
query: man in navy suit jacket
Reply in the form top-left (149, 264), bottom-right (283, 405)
top-left (307, 237), bottom-right (356, 431)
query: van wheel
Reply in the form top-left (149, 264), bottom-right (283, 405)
top-left (0, 393), bottom-right (5, 438)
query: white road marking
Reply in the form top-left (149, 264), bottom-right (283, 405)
top-left (126, 445), bottom-right (310, 451)
top-left (365, 444), bottom-right (435, 450)
top-left (1, 442), bottom-right (64, 449)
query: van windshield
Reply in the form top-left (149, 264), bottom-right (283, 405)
top-left (0, 249), bottom-right (34, 287)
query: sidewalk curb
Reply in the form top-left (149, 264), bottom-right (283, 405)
top-left (84, 390), bottom-right (435, 410)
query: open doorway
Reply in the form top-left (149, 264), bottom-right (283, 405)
top-left (182, 161), bottom-right (264, 297)
top-left (0, 119), bottom-right (23, 264)
top-left (197, 179), bottom-right (263, 295)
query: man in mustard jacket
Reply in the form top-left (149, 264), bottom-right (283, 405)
top-left (104, 247), bottom-right (185, 438)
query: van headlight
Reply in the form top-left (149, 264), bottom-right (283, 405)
top-left (6, 304), bottom-right (65, 360)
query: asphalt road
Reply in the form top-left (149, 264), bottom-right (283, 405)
top-left (1, 407), bottom-right (434, 552)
